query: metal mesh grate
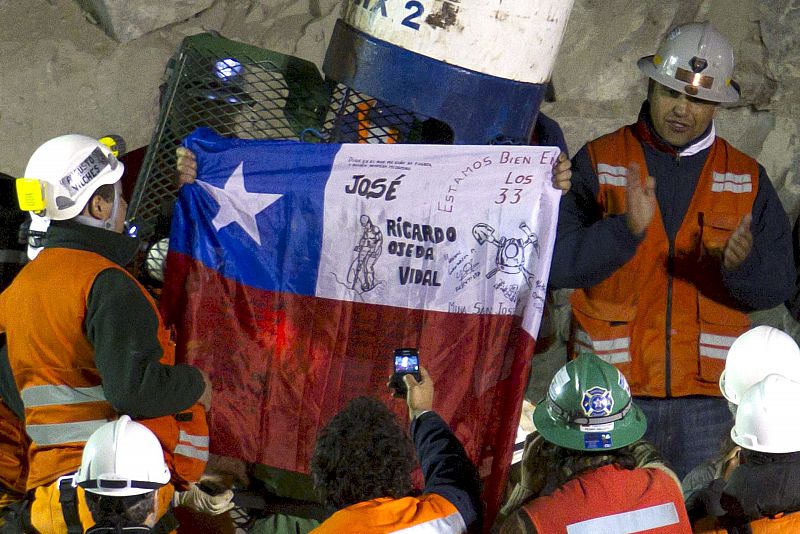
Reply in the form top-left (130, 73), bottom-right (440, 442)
top-left (127, 33), bottom-right (330, 240)
top-left (321, 82), bottom-right (453, 145)
top-left (127, 33), bottom-right (446, 243)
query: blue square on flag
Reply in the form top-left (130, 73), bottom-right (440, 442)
top-left (170, 127), bottom-right (340, 296)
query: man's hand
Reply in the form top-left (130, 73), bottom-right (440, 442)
top-left (552, 152), bottom-right (572, 195)
top-left (498, 430), bottom-right (549, 520)
top-left (197, 369), bottom-right (212, 412)
top-left (518, 431), bottom-right (549, 496)
top-left (173, 482), bottom-right (234, 515)
top-left (720, 446), bottom-right (741, 481)
top-left (204, 453), bottom-right (250, 488)
top-left (404, 366), bottom-right (434, 421)
top-left (176, 147), bottom-right (198, 186)
top-left (723, 214), bottom-right (753, 271)
top-left (625, 164), bottom-right (656, 237)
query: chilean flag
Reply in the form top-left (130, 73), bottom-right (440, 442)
top-left (160, 127), bottom-right (561, 525)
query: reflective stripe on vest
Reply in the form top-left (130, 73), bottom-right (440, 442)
top-left (711, 172), bottom-right (752, 194)
top-left (597, 164), bottom-right (628, 187)
top-left (391, 511), bottom-right (466, 533)
top-left (22, 385), bottom-right (111, 446)
top-left (699, 333), bottom-right (737, 360)
top-left (26, 419), bottom-right (109, 447)
top-left (566, 502), bottom-right (680, 534)
top-left (22, 385), bottom-right (106, 407)
top-left (575, 328), bottom-right (631, 364)
top-left (175, 430), bottom-right (209, 462)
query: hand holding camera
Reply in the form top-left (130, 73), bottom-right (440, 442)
top-left (403, 366), bottom-right (434, 421)
top-left (387, 348), bottom-right (434, 421)
top-left (388, 348), bottom-right (421, 397)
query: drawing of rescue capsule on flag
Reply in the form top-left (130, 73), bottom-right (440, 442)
top-left (322, 0), bottom-right (575, 145)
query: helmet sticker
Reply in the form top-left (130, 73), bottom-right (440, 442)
top-left (583, 432), bottom-right (613, 450)
top-left (617, 370), bottom-right (631, 395)
top-left (58, 147), bottom-right (112, 199)
top-left (579, 422), bottom-right (614, 433)
top-left (581, 386), bottom-right (614, 417)
top-left (675, 68), bottom-right (714, 89)
top-left (548, 366), bottom-right (571, 401)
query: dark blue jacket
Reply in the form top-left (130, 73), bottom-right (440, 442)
top-left (413, 411), bottom-right (482, 532)
top-left (549, 107), bottom-right (793, 311)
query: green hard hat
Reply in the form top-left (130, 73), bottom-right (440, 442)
top-left (533, 353), bottom-right (647, 451)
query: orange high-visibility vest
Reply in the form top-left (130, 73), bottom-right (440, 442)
top-left (0, 398), bottom-right (27, 495)
top-left (311, 493), bottom-right (466, 534)
top-left (0, 247), bottom-right (207, 489)
top-left (522, 465), bottom-right (691, 533)
top-left (569, 127), bottom-right (758, 397)
top-left (694, 511), bottom-right (800, 533)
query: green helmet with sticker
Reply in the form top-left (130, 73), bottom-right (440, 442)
top-left (533, 353), bottom-right (647, 451)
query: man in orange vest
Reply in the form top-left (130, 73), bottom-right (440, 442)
top-left (0, 134), bottom-right (227, 532)
top-left (497, 353), bottom-right (691, 533)
top-left (548, 22), bottom-right (794, 477)
top-left (309, 366), bottom-right (481, 533)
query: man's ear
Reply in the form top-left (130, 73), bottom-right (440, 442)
top-left (87, 194), bottom-right (108, 220)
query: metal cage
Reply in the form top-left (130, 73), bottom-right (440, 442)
top-left (127, 33), bottom-right (440, 243)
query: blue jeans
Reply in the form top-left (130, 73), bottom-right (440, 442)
top-left (634, 396), bottom-right (733, 479)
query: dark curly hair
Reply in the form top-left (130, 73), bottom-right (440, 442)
top-left (84, 490), bottom-right (155, 528)
top-left (310, 396), bottom-right (416, 509)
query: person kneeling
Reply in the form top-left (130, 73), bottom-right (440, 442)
top-left (309, 366), bottom-right (481, 533)
top-left (497, 353), bottom-right (691, 533)
top-left (73, 415), bottom-right (173, 532)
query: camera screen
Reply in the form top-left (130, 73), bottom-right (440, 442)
top-left (395, 354), bottom-right (419, 373)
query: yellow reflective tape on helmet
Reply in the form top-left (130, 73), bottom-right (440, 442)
top-left (15, 178), bottom-right (46, 212)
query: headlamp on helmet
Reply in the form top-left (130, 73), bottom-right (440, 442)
top-left (637, 22), bottom-right (739, 103)
top-left (19, 134), bottom-right (125, 221)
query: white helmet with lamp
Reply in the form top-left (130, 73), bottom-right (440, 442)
top-left (638, 21), bottom-right (739, 103)
top-left (17, 134), bottom-right (125, 230)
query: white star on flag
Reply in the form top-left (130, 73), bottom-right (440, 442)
top-left (197, 161), bottom-right (281, 246)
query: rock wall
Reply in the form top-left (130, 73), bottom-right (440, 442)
top-left (1, 0), bottom-right (797, 395)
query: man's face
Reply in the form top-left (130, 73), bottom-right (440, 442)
top-left (648, 81), bottom-right (718, 147)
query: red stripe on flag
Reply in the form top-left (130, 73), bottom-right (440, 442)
top-left (161, 251), bottom-right (536, 526)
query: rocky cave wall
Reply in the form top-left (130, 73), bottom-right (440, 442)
top-left (1, 0), bottom-right (797, 395)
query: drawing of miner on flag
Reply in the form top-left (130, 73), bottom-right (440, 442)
top-left (160, 127), bottom-right (563, 527)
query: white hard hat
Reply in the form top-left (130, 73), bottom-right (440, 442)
top-left (23, 134), bottom-right (124, 221)
top-left (719, 326), bottom-right (800, 405)
top-left (638, 22), bottom-right (739, 103)
top-left (731, 374), bottom-right (800, 453)
top-left (74, 415), bottom-right (170, 497)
